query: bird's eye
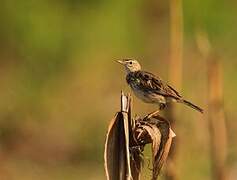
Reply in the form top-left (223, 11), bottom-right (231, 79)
top-left (129, 62), bottom-right (133, 65)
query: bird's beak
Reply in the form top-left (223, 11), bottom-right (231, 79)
top-left (115, 60), bottom-right (125, 65)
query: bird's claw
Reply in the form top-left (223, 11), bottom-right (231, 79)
top-left (144, 110), bottom-right (160, 120)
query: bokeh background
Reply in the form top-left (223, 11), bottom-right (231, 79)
top-left (0, 0), bottom-right (236, 179)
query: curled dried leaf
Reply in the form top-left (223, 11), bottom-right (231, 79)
top-left (104, 112), bottom-right (127, 180)
top-left (132, 115), bottom-right (174, 180)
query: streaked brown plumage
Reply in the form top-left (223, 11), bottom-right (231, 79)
top-left (117, 58), bottom-right (203, 113)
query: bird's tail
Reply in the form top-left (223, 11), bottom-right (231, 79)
top-left (179, 99), bottom-right (204, 113)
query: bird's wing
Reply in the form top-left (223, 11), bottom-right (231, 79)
top-left (134, 71), bottom-right (182, 99)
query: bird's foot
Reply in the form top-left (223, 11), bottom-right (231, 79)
top-left (144, 109), bottom-right (160, 120)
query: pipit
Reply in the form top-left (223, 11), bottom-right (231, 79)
top-left (117, 59), bottom-right (203, 118)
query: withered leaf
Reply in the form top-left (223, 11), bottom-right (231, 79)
top-left (133, 115), bottom-right (175, 180)
top-left (104, 93), bottom-right (133, 180)
top-left (150, 116), bottom-right (174, 180)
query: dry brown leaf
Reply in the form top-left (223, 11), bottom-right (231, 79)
top-left (151, 116), bottom-right (173, 180)
top-left (104, 93), bottom-right (133, 180)
top-left (104, 112), bottom-right (126, 180)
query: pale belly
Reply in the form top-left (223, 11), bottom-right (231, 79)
top-left (131, 86), bottom-right (166, 104)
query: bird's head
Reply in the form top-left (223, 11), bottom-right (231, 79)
top-left (116, 58), bottom-right (141, 73)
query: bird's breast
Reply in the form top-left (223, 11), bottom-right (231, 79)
top-left (126, 74), bottom-right (139, 85)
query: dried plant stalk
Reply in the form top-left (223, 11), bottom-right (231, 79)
top-left (196, 30), bottom-right (228, 180)
top-left (169, 0), bottom-right (183, 89)
top-left (208, 58), bottom-right (227, 180)
top-left (104, 92), bottom-right (175, 180)
top-left (165, 0), bottom-right (183, 179)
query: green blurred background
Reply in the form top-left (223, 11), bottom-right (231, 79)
top-left (0, 0), bottom-right (236, 179)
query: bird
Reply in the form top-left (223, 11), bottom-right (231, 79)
top-left (116, 58), bottom-right (203, 118)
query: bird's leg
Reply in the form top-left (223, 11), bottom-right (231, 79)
top-left (144, 109), bottom-right (160, 120)
top-left (159, 103), bottom-right (166, 110)
top-left (144, 103), bottom-right (166, 120)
